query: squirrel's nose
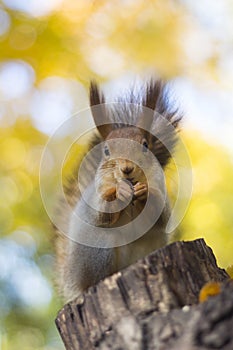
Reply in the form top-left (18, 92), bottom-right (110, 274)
top-left (121, 166), bottom-right (134, 175)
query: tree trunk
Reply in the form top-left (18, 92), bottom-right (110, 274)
top-left (55, 239), bottom-right (232, 350)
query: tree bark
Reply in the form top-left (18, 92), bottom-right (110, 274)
top-left (55, 239), bottom-right (231, 350)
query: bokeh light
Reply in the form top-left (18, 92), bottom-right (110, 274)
top-left (0, 60), bottom-right (35, 100)
top-left (0, 236), bottom-right (52, 308)
top-left (2, 0), bottom-right (63, 17)
top-left (0, 8), bottom-right (11, 36)
top-left (30, 77), bottom-right (87, 135)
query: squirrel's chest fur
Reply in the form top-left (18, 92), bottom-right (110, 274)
top-left (112, 198), bottom-right (169, 268)
top-left (111, 199), bottom-right (144, 227)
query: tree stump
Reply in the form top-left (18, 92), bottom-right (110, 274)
top-left (55, 239), bottom-right (232, 350)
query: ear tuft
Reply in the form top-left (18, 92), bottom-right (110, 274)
top-left (90, 81), bottom-right (105, 106)
top-left (89, 81), bottom-right (114, 140)
top-left (137, 80), bottom-right (164, 132)
top-left (144, 80), bottom-right (164, 111)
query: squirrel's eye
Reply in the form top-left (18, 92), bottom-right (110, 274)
top-left (142, 141), bottom-right (148, 152)
top-left (104, 145), bottom-right (110, 157)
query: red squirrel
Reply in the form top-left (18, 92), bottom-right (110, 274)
top-left (54, 80), bottom-right (182, 301)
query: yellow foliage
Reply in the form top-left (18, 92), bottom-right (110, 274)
top-left (178, 132), bottom-right (233, 268)
top-left (226, 265), bottom-right (233, 279)
top-left (0, 0), bottom-right (219, 81)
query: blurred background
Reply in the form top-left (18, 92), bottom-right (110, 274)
top-left (0, 0), bottom-right (233, 349)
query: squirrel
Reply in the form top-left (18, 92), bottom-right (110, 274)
top-left (54, 79), bottom-right (182, 301)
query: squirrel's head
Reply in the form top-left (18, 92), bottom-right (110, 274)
top-left (89, 80), bottom-right (182, 183)
top-left (102, 126), bottom-right (150, 184)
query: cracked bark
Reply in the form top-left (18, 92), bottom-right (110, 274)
top-left (55, 239), bottom-right (232, 350)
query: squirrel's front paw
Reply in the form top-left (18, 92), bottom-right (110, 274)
top-left (133, 182), bottom-right (148, 201)
top-left (116, 179), bottom-right (134, 204)
top-left (101, 187), bottom-right (116, 202)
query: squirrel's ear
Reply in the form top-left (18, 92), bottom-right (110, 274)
top-left (144, 80), bottom-right (163, 111)
top-left (137, 80), bottom-right (164, 135)
top-left (89, 81), bottom-right (113, 139)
